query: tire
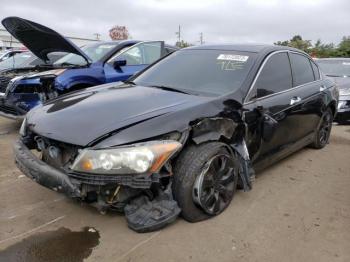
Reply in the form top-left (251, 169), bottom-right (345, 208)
top-left (173, 142), bottom-right (238, 222)
top-left (310, 108), bottom-right (333, 149)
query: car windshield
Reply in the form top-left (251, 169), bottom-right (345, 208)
top-left (54, 42), bottom-right (119, 66)
top-left (133, 49), bottom-right (256, 96)
top-left (20, 52), bottom-right (67, 67)
top-left (317, 59), bottom-right (350, 77)
top-left (0, 52), bottom-right (34, 69)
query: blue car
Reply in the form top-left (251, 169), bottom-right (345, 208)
top-left (0, 17), bottom-right (177, 119)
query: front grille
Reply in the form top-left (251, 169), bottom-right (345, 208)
top-left (0, 76), bottom-right (11, 93)
top-left (67, 172), bottom-right (158, 188)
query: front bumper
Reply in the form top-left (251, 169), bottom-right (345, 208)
top-left (14, 140), bottom-right (81, 197)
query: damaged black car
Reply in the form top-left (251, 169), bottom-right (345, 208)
top-left (14, 44), bottom-right (338, 232)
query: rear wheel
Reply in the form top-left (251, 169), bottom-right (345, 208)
top-left (173, 142), bottom-right (238, 222)
top-left (310, 108), bottom-right (333, 149)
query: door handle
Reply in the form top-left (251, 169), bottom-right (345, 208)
top-left (290, 96), bottom-right (302, 105)
top-left (320, 85), bottom-right (327, 92)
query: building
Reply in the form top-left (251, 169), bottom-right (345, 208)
top-left (0, 27), bottom-right (101, 50)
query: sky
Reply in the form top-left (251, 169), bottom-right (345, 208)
top-left (1, 0), bottom-right (349, 46)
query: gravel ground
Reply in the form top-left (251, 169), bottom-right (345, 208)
top-left (0, 117), bottom-right (349, 262)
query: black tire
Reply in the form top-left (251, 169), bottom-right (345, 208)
top-left (310, 108), bottom-right (333, 149)
top-left (173, 142), bottom-right (238, 222)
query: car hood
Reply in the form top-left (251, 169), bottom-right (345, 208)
top-left (26, 83), bottom-right (224, 147)
top-left (2, 17), bottom-right (91, 63)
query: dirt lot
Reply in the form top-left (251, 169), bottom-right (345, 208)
top-left (0, 117), bottom-right (349, 262)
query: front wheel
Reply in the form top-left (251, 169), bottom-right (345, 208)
top-left (173, 142), bottom-right (238, 222)
top-left (310, 108), bottom-right (333, 149)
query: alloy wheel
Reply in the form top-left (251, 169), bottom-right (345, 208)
top-left (193, 153), bottom-right (236, 215)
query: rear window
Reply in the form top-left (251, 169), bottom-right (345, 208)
top-left (311, 61), bottom-right (320, 80)
top-left (134, 49), bottom-right (256, 96)
top-left (289, 53), bottom-right (314, 86)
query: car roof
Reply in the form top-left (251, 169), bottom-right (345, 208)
top-left (184, 44), bottom-right (304, 54)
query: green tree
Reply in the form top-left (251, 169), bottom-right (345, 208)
top-left (310, 39), bottom-right (336, 58)
top-left (175, 40), bottom-right (192, 48)
top-left (336, 36), bottom-right (350, 57)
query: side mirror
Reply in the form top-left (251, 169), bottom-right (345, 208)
top-left (113, 59), bottom-right (127, 69)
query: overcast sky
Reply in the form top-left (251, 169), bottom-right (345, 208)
top-left (1, 0), bottom-right (349, 46)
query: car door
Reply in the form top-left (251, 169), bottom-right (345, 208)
top-left (287, 52), bottom-right (324, 142)
top-left (245, 51), bottom-right (302, 163)
top-left (104, 41), bottom-right (165, 83)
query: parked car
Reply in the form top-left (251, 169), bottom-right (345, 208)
top-left (0, 16), bottom-right (177, 119)
top-left (316, 58), bottom-right (350, 124)
top-left (0, 51), bottom-right (64, 71)
top-left (14, 44), bottom-right (338, 232)
top-left (0, 51), bottom-right (32, 70)
top-left (0, 49), bottom-right (25, 62)
top-left (0, 51), bottom-right (66, 98)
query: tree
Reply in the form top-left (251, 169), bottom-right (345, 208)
top-left (336, 36), bottom-right (350, 57)
top-left (274, 35), bottom-right (311, 52)
top-left (309, 39), bottom-right (336, 58)
top-left (175, 40), bottom-right (192, 48)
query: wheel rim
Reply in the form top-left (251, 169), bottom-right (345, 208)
top-left (193, 154), bottom-right (236, 215)
top-left (319, 112), bottom-right (332, 144)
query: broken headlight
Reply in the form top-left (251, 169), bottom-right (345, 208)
top-left (71, 140), bottom-right (182, 175)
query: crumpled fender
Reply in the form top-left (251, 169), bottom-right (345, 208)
top-left (191, 117), bottom-right (254, 192)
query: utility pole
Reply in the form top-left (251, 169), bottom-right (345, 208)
top-left (94, 33), bottom-right (101, 40)
top-left (199, 32), bottom-right (204, 45)
top-left (175, 25), bottom-right (181, 43)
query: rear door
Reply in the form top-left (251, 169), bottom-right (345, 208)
top-left (104, 41), bottom-right (165, 83)
top-left (287, 52), bottom-right (324, 142)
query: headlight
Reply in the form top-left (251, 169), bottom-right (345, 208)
top-left (338, 101), bottom-right (349, 109)
top-left (71, 140), bottom-right (182, 175)
top-left (19, 118), bottom-right (27, 137)
top-left (339, 88), bottom-right (350, 96)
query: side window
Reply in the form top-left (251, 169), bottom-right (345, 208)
top-left (289, 53), bottom-right (314, 86)
top-left (255, 52), bottom-right (293, 98)
top-left (310, 60), bottom-right (320, 80)
top-left (114, 42), bottom-right (162, 66)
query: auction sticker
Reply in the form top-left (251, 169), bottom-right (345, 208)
top-left (217, 54), bottom-right (249, 62)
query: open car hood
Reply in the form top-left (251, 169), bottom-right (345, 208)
top-left (2, 17), bottom-right (91, 63)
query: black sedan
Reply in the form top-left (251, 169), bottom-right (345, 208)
top-left (15, 44), bottom-right (338, 232)
top-left (316, 58), bottom-right (350, 124)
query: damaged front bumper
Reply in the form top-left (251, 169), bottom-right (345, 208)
top-left (13, 139), bottom-right (181, 232)
top-left (14, 140), bottom-right (81, 197)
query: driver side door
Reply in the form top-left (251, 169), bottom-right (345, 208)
top-left (104, 41), bottom-right (165, 83)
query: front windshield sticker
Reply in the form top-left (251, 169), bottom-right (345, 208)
top-left (217, 54), bottom-right (249, 62)
top-left (342, 62), bottom-right (350, 65)
top-left (217, 60), bottom-right (245, 71)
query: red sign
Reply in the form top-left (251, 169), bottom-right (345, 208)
top-left (109, 26), bottom-right (129, 40)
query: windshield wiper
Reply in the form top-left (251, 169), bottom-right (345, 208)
top-left (59, 62), bottom-right (80, 67)
top-left (149, 85), bottom-right (190, 94)
top-left (123, 80), bottom-right (137, 85)
top-left (326, 74), bottom-right (344, 77)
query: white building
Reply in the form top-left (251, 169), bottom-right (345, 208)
top-left (0, 27), bottom-right (101, 50)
